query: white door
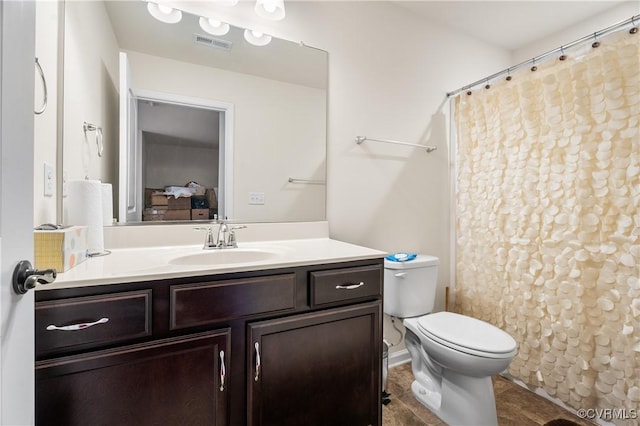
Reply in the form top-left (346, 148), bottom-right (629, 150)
top-left (0, 1), bottom-right (36, 424)
top-left (118, 52), bottom-right (141, 223)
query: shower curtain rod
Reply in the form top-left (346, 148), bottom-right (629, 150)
top-left (446, 14), bottom-right (639, 98)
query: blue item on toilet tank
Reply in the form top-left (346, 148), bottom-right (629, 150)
top-left (385, 253), bottom-right (417, 262)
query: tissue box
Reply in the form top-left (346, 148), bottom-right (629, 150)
top-left (34, 226), bottom-right (88, 272)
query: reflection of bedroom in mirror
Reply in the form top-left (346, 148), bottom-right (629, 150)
top-left (62, 0), bottom-right (327, 225)
top-left (137, 99), bottom-right (222, 222)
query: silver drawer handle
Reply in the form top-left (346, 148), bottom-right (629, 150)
top-left (46, 317), bottom-right (109, 331)
top-left (254, 342), bottom-right (261, 382)
top-left (335, 282), bottom-right (364, 290)
top-left (219, 350), bottom-right (226, 392)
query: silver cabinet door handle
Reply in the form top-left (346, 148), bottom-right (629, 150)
top-left (219, 350), bottom-right (226, 391)
top-left (335, 282), bottom-right (364, 290)
top-left (46, 317), bottom-right (109, 331)
top-left (254, 342), bottom-right (261, 382)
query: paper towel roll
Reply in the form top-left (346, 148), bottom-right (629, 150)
top-left (101, 183), bottom-right (113, 226)
top-left (66, 180), bottom-right (104, 254)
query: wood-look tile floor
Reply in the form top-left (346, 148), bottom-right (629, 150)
top-left (382, 363), bottom-right (596, 426)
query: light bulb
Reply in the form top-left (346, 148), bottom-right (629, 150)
top-left (147, 2), bottom-right (182, 24)
top-left (254, 0), bottom-right (285, 21)
top-left (244, 29), bottom-right (272, 46)
top-left (199, 16), bottom-right (230, 36)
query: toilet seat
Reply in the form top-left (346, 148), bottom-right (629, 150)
top-left (417, 312), bottom-right (517, 359)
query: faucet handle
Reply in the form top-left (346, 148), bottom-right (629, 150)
top-left (194, 226), bottom-right (217, 249)
top-left (227, 225), bottom-right (247, 248)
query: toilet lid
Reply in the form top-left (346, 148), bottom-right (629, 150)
top-left (417, 312), bottom-right (517, 356)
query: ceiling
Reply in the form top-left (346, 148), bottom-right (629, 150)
top-left (395, 1), bottom-right (632, 51)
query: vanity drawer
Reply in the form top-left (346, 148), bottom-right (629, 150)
top-left (35, 290), bottom-right (152, 358)
top-left (170, 273), bottom-right (296, 330)
top-left (310, 265), bottom-right (382, 306)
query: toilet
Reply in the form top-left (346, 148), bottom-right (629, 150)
top-left (384, 255), bottom-right (517, 426)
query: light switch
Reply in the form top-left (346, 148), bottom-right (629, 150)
top-left (43, 162), bottom-right (54, 197)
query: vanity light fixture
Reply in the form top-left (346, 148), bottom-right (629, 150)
top-left (244, 29), bottom-right (272, 46)
top-left (147, 2), bottom-right (182, 24)
top-left (199, 17), bottom-right (230, 36)
top-left (254, 0), bottom-right (285, 21)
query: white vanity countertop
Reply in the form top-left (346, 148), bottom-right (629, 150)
top-left (41, 238), bottom-right (386, 290)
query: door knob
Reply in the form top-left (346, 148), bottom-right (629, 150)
top-left (12, 260), bottom-right (56, 294)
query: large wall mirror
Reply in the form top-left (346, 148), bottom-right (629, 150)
top-left (61, 1), bottom-right (327, 225)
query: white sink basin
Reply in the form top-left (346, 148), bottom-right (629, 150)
top-left (168, 248), bottom-right (282, 266)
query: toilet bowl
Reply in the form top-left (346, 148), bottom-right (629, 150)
top-left (384, 256), bottom-right (517, 426)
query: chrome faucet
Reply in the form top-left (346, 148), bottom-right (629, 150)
top-left (217, 220), bottom-right (247, 248)
top-left (216, 221), bottom-right (230, 248)
top-left (195, 220), bottom-right (246, 249)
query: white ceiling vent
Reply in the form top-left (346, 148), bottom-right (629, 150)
top-left (193, 33), bottom-right (232, 51)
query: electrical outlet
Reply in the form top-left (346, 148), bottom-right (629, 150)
top-left (43, 162), bottom-right (54, 197)
top-left (249, 192), bottom-right (265, 205)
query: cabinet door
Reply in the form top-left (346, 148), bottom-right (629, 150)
top-left (36, 329), bottom-right (231, 426)
top-left (247, 302), bottom-right (381, 426)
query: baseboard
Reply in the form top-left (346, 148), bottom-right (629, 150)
top-left (388, 348), bottom-right (411, 368)
top-left (500, 373), bottom-right (615, 426)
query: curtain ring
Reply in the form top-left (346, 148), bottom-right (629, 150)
top-left (484, 79), bottom-right (491, 90)
top-left (530, 59), bottom-right (537, 72)
top-left (559, 46), bottom-right (567, 61)
top-left (505, 68), bottom-right (512, 81)
top-left (630, 17), bottom-right (638, 34)
top-left (592, 33), bottom-right (600, 48)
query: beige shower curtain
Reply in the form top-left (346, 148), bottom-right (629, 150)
top-left (454, 30), bottom-right (639, 424)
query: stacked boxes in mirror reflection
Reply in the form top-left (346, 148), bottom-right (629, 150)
top-left (143, 188), bottom-right (218, 221)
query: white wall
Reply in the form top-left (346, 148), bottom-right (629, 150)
top-left (126, 50), bottom-right (327, 222)
top-left (144, 138), bottom-right (219, 190)
top-left (62, 1), bottom-right (119, 222)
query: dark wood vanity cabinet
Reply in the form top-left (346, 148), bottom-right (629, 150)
top-left (247, 303), bottom-right (381, 426)
top-left (36, 330), bottom-right (231, 426)
top-left (34, 259), bottom-right (383, 426)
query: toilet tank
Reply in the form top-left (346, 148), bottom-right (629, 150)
top-left (384, 255), bottom-right (439, 318)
